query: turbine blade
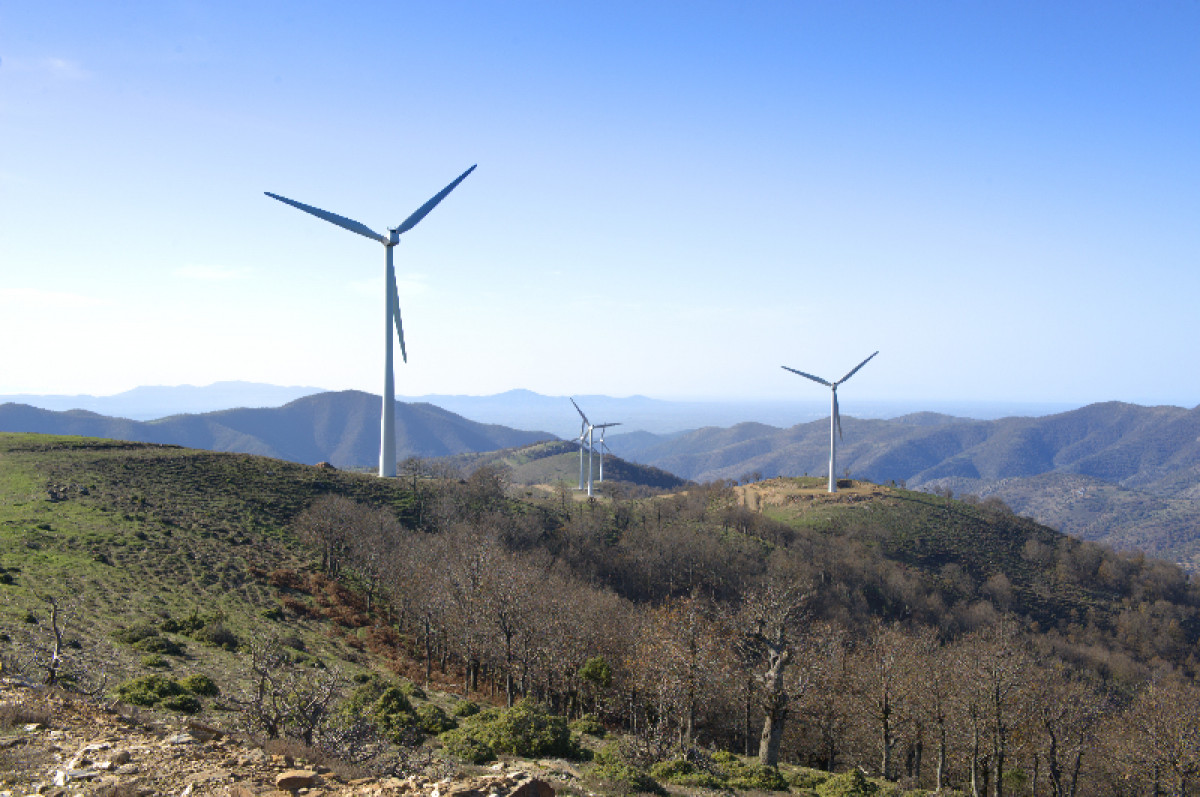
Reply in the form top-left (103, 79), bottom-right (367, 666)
top-left (394, 165), bottom-right (477, 235)
top-left (570, 397), bottom-right (590, 425)
top-left (781, 365), bottom-right (832, 387)
top-left (391, 273), bottom-right (407, 363)
top-left (834, 391), bottom-right (843, 441)
top-left (264, 192), bottom-right (387, 243)
top-left (836, 351), bottom-right (879, 385)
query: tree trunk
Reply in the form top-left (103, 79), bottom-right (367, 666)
top-left (757, 637), bottom-right (791, 767)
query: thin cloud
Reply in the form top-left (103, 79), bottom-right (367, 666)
top-left (2, 56), bottom-right (91, 80)
top-left (42, 57), bottom-right (89, 80)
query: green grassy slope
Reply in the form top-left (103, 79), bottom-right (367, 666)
top-left (0, 432), bottom-right (422, 690)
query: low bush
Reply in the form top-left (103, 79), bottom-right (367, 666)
top-left (115, 674), bottom-right (185, 707)
top-left (372, 686), bottom-right (418, 743)
top-left (589, 746), bottom-right (665, 796)
top-left (788, 767), bottom-right (833, 790)
top-left (649, 759), bottom-right (722, 789)
top-left (816, 769), bottom-right (881, 797)
top-left (113, 623), bottom-right (159, 645)
top-left (399, 680), bottom-right (426, 699)
top-left (415, 703), bottom-right (455, 734)
top-left (451, 700), bottom-right (480, 718)
top-left (570, 714), bottom-right (606, 738)
top-left (195, 622), bottom-right (240, 651)
top-left (141, 654), bottom-right (170, 669)
top-left (159, 694), bottom-right (201, 714)
top-left (131, 635), bottom-right (183, 656)
top-left (440, 726), bottom-right (495, 764)
top-left (180, 673), bottom-right (219, 696)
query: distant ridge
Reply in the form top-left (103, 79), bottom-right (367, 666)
top-left (0, 390), bottom-right (555, 469)
top-left (0, 381), bottom-right (325, 420)
top-left (606, 401), bottom-right (1200, 567)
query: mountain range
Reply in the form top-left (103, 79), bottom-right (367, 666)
top-left (0, 390), bottom-right (554, 469)
top-left (0, 382), bottom-right (1080, 436)
top-left (606, 401), bottom-right (1200, 566)
top-left (4, 389), bottom-right (1200, 567)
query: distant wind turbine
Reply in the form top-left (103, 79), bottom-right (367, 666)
top-left (570, 398), bottom-right (594, 495)
top-left (570, 399), bottom-right (618, 497)
top-left (781, 351), bottom-right (878, 493)
top-left (265, 165), bottom-right (476, 477)
top-left (595, 422), bottom-right (621, 483)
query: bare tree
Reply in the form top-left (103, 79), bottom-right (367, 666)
top-left (739, 555), bottom-right (813, 767)
top-left (231, 636), bottom-right (343, 745)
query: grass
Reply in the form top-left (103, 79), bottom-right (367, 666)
top-left (0, 432), bottom-right (424, 702)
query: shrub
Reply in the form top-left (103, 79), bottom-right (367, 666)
top-left (195, 622), bottom-right (240, 651)
top-left (259, 606), bottom-right (285, 621)
top-left (705, 752), bottom-right (789, 792)
top-left (589, 747), bottom-right (665, 796)
top-left (570, 714), bottom-right (606, 738)
top-left (141, 654), bottom-right (170, 669)
top-left (440, 727), bottom-right (495, 764)
top-left (116, 674), bottom-right (185, 707)
top-left (132, 635), bottom-right (184, 656)
top-left (650, 759), bottom-right (722, 789)
top-left (817, 769), bottom-right (881, 797)
top-left (788, 767), bottom-right (833, 790)
top-left (726, 762), bottom-right (789, 792)
top-left (373, 687), bottom-right (418, 743)
top-left (415, 703), bottom-right (456, 734)
top-left (160, 694), bottom-right (201, 714)
top-left (579, 656), bottom-right (613, 688)
top-left (399, 680), bottom-right (426, 699)
top-left (452, 700), bottom-right (480, 718)
top-left (478, 701), bottom-right (578, 759)
top-left (180, 674), bottom-right (219, 696)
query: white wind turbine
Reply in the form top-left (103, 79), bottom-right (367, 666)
top-left (570, 399), bottom-right (594, 495)
top-left (595, 422), bottom-right (621, 483)
top-left (570, 399), bottom-right (618, 497)
top-left (265, 165), bottom-right (476, 478)
top-left (781, 351), bottom-right (878, 493)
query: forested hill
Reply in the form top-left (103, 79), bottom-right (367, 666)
top-left (432, 439), bottom-right (689, 493)
top-left (611, 400), bottom-right (1200, 565)
top-left (2, 433), bottom-right (1199, 794)
top-left (0, 390), bottom-right (555, 468)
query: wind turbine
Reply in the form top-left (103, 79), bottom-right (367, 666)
top-left (570, 398), bottom-right (595, 495)
top-left (594, 422), bottom-right (621, 483)
top-left (265, 165), bottom-right (476, 478)
top-left (781, 351), bottom-right (878, 493)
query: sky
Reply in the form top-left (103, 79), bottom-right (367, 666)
top-left (2, 1), bottom-right (1198, 407)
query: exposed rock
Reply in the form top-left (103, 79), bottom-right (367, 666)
top-left (186, 719), bottom-right (224, 741)
top-left (163, 731), bottom-right (199, 745)
top-left (276, 769), bottom-right (320, 790)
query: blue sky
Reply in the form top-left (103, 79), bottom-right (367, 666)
top-left (2, 1), bottom-right (1198, 405)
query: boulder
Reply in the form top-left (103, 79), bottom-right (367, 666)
top-left (276, 769), bottom-right (319, 790)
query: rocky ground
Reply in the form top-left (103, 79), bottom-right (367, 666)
top-left (0, 680), bottom-right (562, 797)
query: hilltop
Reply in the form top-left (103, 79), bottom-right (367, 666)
top-left (610, 401), bottom-right (1200, 566)
top-left (433, 440), bottom-right (689, 495)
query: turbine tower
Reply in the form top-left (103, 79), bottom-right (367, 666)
top-left (595, 422), bottom-right (621, 482)
top-left (570, 398), bottom-right (595, 495)
top-left (571, 399), bottom-right (619, 497)
top-left (265, 165), bottom-right (476, 477)
top-left (781, 351), bottom-right (878, 493)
